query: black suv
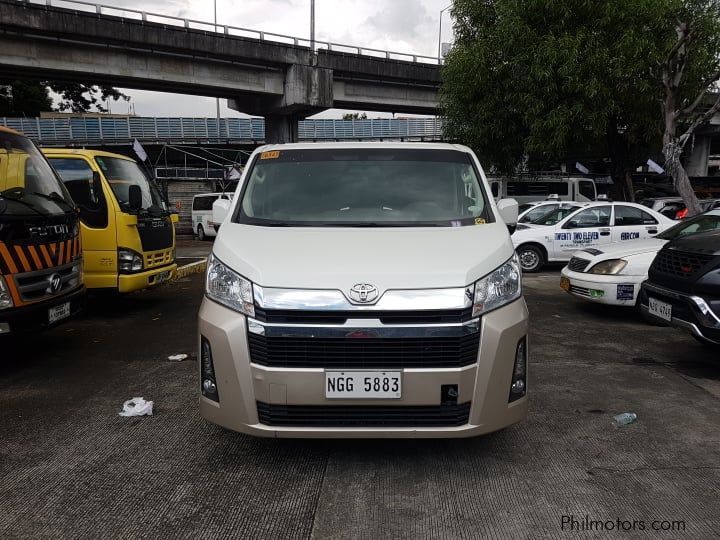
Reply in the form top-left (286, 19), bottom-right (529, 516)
top-left (640, 230), bottom-right (720, 347)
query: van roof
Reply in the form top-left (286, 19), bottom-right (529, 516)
top-left (255, 142), bottom-right (472, 152)
top-left (42, 148), bottom-right (136, 161)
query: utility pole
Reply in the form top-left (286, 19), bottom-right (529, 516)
top-left (438, 4), bottom-right (452, 63)
top-left (310, 0), bottom-right (315, 52)
top-left (214, 0), bottom-right (221, 140)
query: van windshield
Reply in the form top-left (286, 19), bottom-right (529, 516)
top-left (236, 149), bottom-right (492, 227)
top-left (95, 156), bottom-right (166, 212)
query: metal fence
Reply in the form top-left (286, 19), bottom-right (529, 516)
top-left (1, 117), bottom-right (444, 143)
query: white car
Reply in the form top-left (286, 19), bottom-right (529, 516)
top-left (560, 209), bottom-right (720, 305)
top-left (512, 202), bottom-right (676, 272)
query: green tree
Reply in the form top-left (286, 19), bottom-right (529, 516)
top-left (0, 79), bottom-right (130, 116)
top-left (441, 0), bottom-right (717, 200)
top-left (342, 112), bottom-right (368, 120)
top-left (660, 1), bottom-right (720, 216)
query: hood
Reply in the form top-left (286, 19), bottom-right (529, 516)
top-left (213, 222), bottom-right (514, 291)
top-left (571, 238), bottom-right (667, 261)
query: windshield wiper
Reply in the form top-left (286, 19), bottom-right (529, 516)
top-left (32, 191), bottom-right (75, 212)
top-left (0, 189), bottom-right (48, 217)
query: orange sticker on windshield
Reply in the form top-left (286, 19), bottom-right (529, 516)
top-left (260, 151), bottom-right (280, 160)
top-left (475, 217), bottom-right (486, 225)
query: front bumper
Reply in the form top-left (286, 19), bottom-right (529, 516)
top-left (640, 282), bottom-right (720, 345)
top-left (0, 285), bottom-right (85, 335)
top-left (118, 263), bottom-right (177, 293)
top-left (560, 268), bottom-right (644, 306)
top-left (198, 297), bottom-right (529, 438)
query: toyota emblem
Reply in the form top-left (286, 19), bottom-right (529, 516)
top-left (348, 283), bottom-right (379, 304)
top-left (47, 273), bottom-right (62, 295)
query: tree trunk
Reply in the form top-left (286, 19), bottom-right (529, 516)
top-left (663, 139), bottom-right (703, 216)
top-left (605, 121), bottom-right (634, 201)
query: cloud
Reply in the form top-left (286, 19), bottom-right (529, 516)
top-left (363, 0), bottom-right (434, 44)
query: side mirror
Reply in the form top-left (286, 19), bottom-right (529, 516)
top-left (497, 198), bottom-right (519, 234)
top-left (213, 198), bottom-right (232, 229)
top-left (128, 184), bottom-right (142, 212)
top-left (565, 220), bottom-right (578, 229)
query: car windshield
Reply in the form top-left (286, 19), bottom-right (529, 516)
top-left (236, 148), bottom-right (493, 227)
top-left (95, 156), bottom-right (166, 212)
top-left (530, 205), bottom-right (582, 225)
top-left (658, 213), bottom-right (720, 240)
top-left (0, 131), bottom-right (74, 214)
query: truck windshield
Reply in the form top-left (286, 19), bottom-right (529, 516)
top-left (95, 156), bottom-right (166, 212)
top-left (236, 148), bottom-right (492, 227)
top-left (0, 131), bottom-right (74, 212)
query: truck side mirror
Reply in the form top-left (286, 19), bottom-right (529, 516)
top-left (128, 184), bottom-right (142, 212)
top-left (497, 198), bottom-right (519, 234)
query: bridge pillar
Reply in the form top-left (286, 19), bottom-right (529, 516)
top-left (229, 64), bottom-right (333, 143)
top-left (685, 134), bottom-right (711, 177)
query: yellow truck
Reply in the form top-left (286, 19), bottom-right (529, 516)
top-left (0, 127), bottom-right (84, 335)
top-left (43, 149), bottom-right (178, 293)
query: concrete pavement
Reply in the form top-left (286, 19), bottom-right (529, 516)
top-left (1, 272), bottom-right (719, 538)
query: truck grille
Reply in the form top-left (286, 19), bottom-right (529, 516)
top-left (256, 401), bottom-right (472, 427)
top-left (651, 249), bottom-right (715, 278)
top-left (14, 260), bottom-right (81, 303)
top-left (144, 248), bottom-right (174, 269)
top-left (567, 257), bottom-right (591, 272)
top-left (248, 332), bottom-right (480, 369)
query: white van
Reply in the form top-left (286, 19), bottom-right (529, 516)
top-left (192, 192), bottom-right (232, 240)
top-left (198, 142), bottom-right (529, 438)
top-left (490, 177), bottom-right (597, 203)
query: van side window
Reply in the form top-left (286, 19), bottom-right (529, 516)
top-left (193, 196), bottom-right (218, 211)
top-left (49, 158), bottom-right (108, 228)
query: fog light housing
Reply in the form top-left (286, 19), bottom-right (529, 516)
top-left (589, 289), bottom-right (604, 299)
top-left (200, 337), bottom-right (219, 402)
top-left (509, 337), bottom-right (527, 402)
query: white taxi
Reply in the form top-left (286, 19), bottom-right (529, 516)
top-left (512, 202), bottom-right (675, 272)
top-left (560, 209), bottom-right (720, 305)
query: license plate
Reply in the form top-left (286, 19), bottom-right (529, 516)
top-left (154, 271), bottom-right (170, 284)
top-left (560, 277), bottom-right (570, 291)
top-left (648, 297), bottom-right (672, 322)
top-left (325, 371), bottom-right (401, 399)
top-left (48, 302), bottom-right (71, 324)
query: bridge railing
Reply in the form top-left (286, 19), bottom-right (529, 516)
top-left (1, 116), bottom-right (444, 143)
top-left (21, 0), bottom-right (439, 64)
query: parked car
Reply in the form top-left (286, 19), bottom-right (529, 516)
top-left (512, 202), bottom-right (675, 272)
top-left (639, 197), bottom-right (685, 219)
top-left (640, 230), bottom-right (720, 347)
top-left (192, 192), bottom-right (232, 240)
top-left (675, 199), bottom-right (720, 220)
top-left (560, 209), bottom-right (720, 306)
top-left (199, 142), bottom-right (527, 438)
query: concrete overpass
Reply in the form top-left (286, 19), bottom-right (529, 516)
top-left (0, 0), bottom-right (441, 142)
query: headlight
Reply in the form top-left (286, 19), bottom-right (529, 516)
top-left (205, 253), bottom-right (255, 317)
top-left (472, 255), bottom-right (522, 316)
top-left (588, 259), bottom-right (627, 275)
top-left (0, 275), bottom-right (13, 310)
top-left (118, 248), bottom-right (143, 273)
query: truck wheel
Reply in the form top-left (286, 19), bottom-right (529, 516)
top-left (517, 245), bottom-right (544, 273)
top-left (197, 224), bottom-right (206, 241)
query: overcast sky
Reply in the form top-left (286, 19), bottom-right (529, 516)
top-left (90, 0), bottom-right (453, 118)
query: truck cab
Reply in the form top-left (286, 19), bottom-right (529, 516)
top-left (44, 149), bottom-right (178, 293)
top-left (0, 128), bottom-right (84, 335)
